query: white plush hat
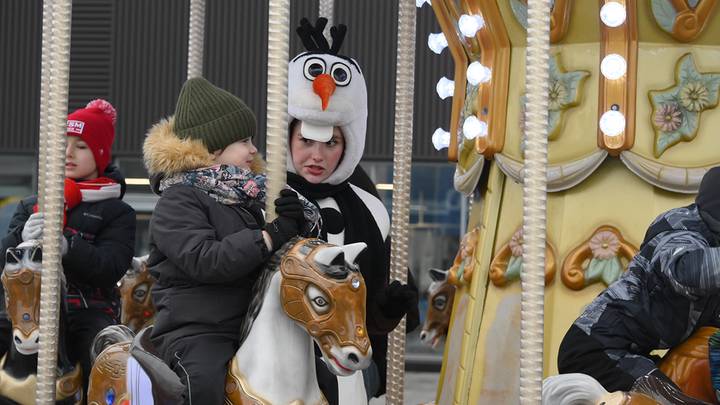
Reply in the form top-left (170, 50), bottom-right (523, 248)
top-left (287, 18), bottom-right (368, 185)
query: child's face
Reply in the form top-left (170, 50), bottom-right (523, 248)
top-left (290, 125), bottom-right (345, 184)
top-left (65, 136), bottom-right (98, 180)
top-left (213, 138), bottom-right (258, 170)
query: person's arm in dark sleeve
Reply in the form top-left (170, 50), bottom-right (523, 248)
top-left (651, 230), bottom-right (720, 297)
top-left (1, 197), bottom-right (34, 268)
top-left (62, 204), bottom-right (136, 288)
top-left (151, 187), bottom-right (269, 284)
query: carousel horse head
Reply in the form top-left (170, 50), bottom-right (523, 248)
top-left (242, 238), bottom-right (372, 376)
top-left (280, 238), bottom-right (371, 375)
top-left (118, 255), bottom-right (155, 333)
top-left (3, 240), bottom-right (49, 355)
top-left (420, 268), bottom-right (456, 348)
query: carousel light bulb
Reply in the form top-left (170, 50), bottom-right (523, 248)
top-left (427, 32), bottom-right (448, 54)
top-left (466, 61), bottom-right (492, 85)
top-left (458, 14), bottom-right (485, 37)
top-left (601, 54), bottom-right (627, 80)
top-left (436, 77), bottom-right (455, 100)
top-left (599, 110), bottom-right (626, 137)
top-left (600, 1), bottom-right (626, 27)
top-left (432, 128), bottom-right (451, 151)
top-left (416, 0), bottom-right (431, 7)
top-left (462, 116), bottom-right (488, 139)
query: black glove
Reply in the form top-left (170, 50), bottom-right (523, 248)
top-left (275, 189), bottom-right (304, 220)
top-left (265, 216), bottom-right (301, 251)
top-left (377, 280), bottom-right (419, 320)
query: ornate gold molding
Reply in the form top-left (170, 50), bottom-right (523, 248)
top-left (597, 0), bottom-right (638, 155)
top-left (561, 225), bottom-right (637, 290)
top-left (489, 227), bottom-right (556, 287)
top-left (651, 0), bottom-right (719, 42)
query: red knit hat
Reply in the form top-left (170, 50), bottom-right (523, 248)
top-left (66, 99), bottom-right (116, 175)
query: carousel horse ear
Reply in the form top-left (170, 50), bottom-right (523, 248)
top-left (341, 242), bottom-right (367, 266)
top-left (314, 246), bottom-right (344, 267)
top-left (429, 268), bottom-right (449, 282)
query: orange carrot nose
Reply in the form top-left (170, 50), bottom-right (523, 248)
top-left (313, 74), bottom-right (336, 110)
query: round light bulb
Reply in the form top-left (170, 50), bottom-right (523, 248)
top-left (467, 61), bottom-right (492, 85)
top-left (599, 110), bottom-right (625, 137)
top-left (432, 128), bottom-right (451, 151)
top-left (416, 0), bottom-right (431, 8)
top-left (458, 14), bottom-right (485, 37)
top-left (601, 54), bottom-right (627, 80)
top-left (427, 32), bottom-right (448, 55)
top-left (462, 116), bottom-right (488, 139)
top-left (436, 77), bottom-right (455, 100)
top-left (600, 2), bottom-right (626, 27)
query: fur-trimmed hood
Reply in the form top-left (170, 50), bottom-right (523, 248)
top-left (143, 117), bottom-right (264, 178)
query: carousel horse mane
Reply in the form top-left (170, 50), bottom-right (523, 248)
top-left (238, 237), bottom-right (300, 345)
top-left (89, 324), bottom-right (134, 363)
top-left (542, 373), bottom-right (610, 405)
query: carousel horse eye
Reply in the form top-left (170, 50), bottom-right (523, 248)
top-left (313, 297), bottom-right (327, 307)
top-left (433, 294), bottom-right (447, 310)
top-left (133, 284), bottom-right (149, 302)
top-left (307, 285), bottom-right (331, 315)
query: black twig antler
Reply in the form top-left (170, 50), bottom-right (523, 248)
top-left (296, 17), bottom-right (347, 55)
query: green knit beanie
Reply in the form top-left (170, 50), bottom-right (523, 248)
top-left (173, 77), bottom-right (256, 152)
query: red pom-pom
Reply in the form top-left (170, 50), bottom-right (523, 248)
top-left (86, 99), bottom-right (117, 125)
top-left (64, 178), bottom-right (83, 210)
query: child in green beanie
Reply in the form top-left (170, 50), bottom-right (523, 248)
top-left (143, 77), bottom-right (319, 404)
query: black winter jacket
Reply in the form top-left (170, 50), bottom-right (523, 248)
top-left (0, 165), bottom-right (136, 318)
top-left (147, 182), bottom-right (270, 346)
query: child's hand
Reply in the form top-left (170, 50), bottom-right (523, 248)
top-left (21, 213), bottom-right (44, 241)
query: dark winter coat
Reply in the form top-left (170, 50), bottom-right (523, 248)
top-left (142, 118), bottom-right (270, 350)
top-left (569, 204), bottom-right (720, 379)
top-left (0, 165), bottom-right (136, 318)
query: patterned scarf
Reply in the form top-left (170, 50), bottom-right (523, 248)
top-left (160, 165), bottom-right (321, 236)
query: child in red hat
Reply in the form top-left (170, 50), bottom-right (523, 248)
top-left (0, 99), bottom-right (136, 390)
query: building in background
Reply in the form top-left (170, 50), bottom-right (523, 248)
top-left (0, 0), bottom-right (471, 368)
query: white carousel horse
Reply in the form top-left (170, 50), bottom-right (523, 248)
top-left (88, 238), bottom-right (372, 405)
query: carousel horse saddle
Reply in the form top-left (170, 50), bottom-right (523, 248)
top-left (129, 326), bottom-right (186, 404)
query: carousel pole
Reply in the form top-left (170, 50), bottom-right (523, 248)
top-left (264, 0), bottom-right (290, 220)
top-left (186, 0), bottom-right (206, 79)
top-left (386, 0), bottom-right (416, 403)
top-left (36, 0), bottom-right (72, 402)
top-left (318, 0), bottom-right (334, 39)
top-left (520, 0), bottom-right (551, 403)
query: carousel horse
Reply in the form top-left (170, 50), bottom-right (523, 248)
top-left (0, 241), bottom-right (83, 405)
top-left (541, 372), bottom-right (716, 405)
top-left (118, 255), bottom-right (155, 334)
top-left (419, 268), bottom-right (456, 348)
top-left (658, 327), bottom-right (720, 404)
top-left (87, 238), bottom-right (372, 404)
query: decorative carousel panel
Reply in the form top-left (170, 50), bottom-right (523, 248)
top-left (560, 225), bottom-right (638, 291)
top-left (489, 226), bottom-right (556, 287)
top-left (626, 47), bottom-right (720, 193)
top-left (650, 0), bottom-right (719, 42)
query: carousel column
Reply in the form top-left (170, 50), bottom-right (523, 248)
top-left (265, 0), bottom-right (290, 219)
top-left (186, 0), bottom-right (206, 79)
top-left (386, 0), bottom-right (417, 404)
top-left (36, 0), bottom-right (73, 402)
top-left (521, 0), bottom-right (551, 403)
